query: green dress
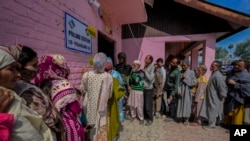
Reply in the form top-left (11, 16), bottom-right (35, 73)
top-left (107, 78), bottom-right (126, 141)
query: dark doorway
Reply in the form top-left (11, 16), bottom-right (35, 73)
top-left (98, 32), bottom-right (115, 63)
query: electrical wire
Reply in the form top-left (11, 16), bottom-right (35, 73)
top-left (128, 24), bottom-right (144, 60)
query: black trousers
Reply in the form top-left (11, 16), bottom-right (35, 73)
top-left (167, 90), bottom-right (177, 119)
top-left (143, 88), bottom-right (154, 121)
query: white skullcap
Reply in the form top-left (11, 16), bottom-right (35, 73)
top-left (133, 60), bottom-right (141, 65)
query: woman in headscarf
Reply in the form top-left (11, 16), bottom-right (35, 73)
top-left (105, 57), bottom-right (126, 141)
top-left (80, 52), bottom-right (113, 141)
top-left (12, 45), bottom-right (66, 141)
top-left (0, 48), bottom-right (55, 141)
top-left (35, 54), bottom-right (84, 141)
top-left (0, 44), bottom-right (22, 60)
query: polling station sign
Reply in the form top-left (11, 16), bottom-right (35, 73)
top-left (230, 125), bottom-right (250, 141)
top-left (65, 13), bottom-right (92, 54)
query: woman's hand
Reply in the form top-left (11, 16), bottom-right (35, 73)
top-left (0, 89), bottom-right (14, 112)
top-left (82, 66), bottom-right (88, 74)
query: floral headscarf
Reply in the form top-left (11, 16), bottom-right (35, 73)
top-left (34, 54), bottom-right (84, 140)
top-left (34, 54), bottom-right (70, 86)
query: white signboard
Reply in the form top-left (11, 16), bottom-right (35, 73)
top-left (65, 13), bottom-right (92, 54)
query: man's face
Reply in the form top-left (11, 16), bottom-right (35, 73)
top-left (197, 67), bottom-right (203, 75)
top-left (210, 62), bottom-right (218, 72)
top-left (157, 61), bottom-right (162, 67)
top-left (118, 57), bottom-right (125, 64)
top-left (170, 58), bottom-right (178, 68)
top-left (144, 56), bottom-right (151, 64)
top-left (234, 61), bottom-right (245, 72)
top-left (182, 63), bottom-right (189, 71)
top-left (132, 63), bottom-right (140, 71)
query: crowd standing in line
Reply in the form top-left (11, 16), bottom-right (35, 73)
top-left (1, 45), bottom-right (250, 141)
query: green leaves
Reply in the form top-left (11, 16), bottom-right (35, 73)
top-left (234, 39), bottom-right (250, 59)
top-left (216, 47), bottom-right (228, 59)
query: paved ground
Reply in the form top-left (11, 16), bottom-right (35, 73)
top-left (119, 117), bottom-right (229, 141)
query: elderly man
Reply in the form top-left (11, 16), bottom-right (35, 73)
top-left (200, 61), bottom-right (227, 129)
top-left (176, 61), bottom-right (197, 125)
top-left (224, 60), bottom-right (250, 125)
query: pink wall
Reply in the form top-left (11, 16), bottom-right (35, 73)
top-left (0, 0), bottom-right (122, 87)
top-left (203, 34), bottom-right (216, 77)
top-left (122, 38), bottom-right (165, 69)
top-left (122, 33), bottom-right (216, 77)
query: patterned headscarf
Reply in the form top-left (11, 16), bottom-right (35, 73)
top-left (34, 54), bottom-right (83, 140)
top-left (0, 49), bottom-right (16, 69)
top-left (34, 54), bottom-right (70, 86)
top-left (93, 52), bottom-right (107, 73)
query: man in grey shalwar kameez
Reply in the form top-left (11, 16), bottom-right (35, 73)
top-left (200, 61), bottom-right (227, 128)
top-left (176, 61), bottom-right (197, 125)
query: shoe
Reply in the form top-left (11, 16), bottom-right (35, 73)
top-left (139, 120), bottom-right (144, 125)
top-left (164, 118), bottom-right (173, 122)
top-left (119, 124), bottom-right (124, 132)
top-left (221, 123), bottom-right (230, 129)
top-left (175, 118), bottom-right (182, 123)
top-left (183, 121), bottom-right (189, 126)
top-left (190, 122), bottom-right (200, 126)
top-left (145, 120), bottom-right (152, 126)
top-left (155, 112), bottom-right (160, 119)
top-left (125, 115), bottom-right (131, 120)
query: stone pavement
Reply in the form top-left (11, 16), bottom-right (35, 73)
top-left (118, 117), bottom-right (229, 141)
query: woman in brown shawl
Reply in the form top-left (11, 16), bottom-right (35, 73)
top-left (10, 45), bottom-right (66, 141)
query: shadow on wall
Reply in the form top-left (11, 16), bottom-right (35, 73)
top-left (122, 24), bottom-right (146, 65)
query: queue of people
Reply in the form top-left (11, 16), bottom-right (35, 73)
top-left (1, 44), bottom-right (250, 141)
top-left (152, 56), bottom-right (250, 130)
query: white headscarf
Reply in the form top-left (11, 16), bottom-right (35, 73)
top-left (0, 49), bottom-right (16, 69)
top-left (93, 52), bottom-right (107, 73)
top-left (0, 45), bottom-right (22, 60)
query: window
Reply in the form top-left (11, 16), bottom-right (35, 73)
top-left (198, 49), bottom-right (203, 65)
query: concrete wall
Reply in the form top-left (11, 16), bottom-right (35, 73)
top-left (122, 33), bottom-right (216, 77)
top-left (0, 0), bottom-right (122, 87)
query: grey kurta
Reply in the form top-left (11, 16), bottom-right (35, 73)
top-left (177, 69), bottom-right (197, 118)
top-left (200, 71), bottom-right (227, 125)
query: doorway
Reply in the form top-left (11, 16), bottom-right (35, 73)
top-left (98, 32), bottom-right (115, 63)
